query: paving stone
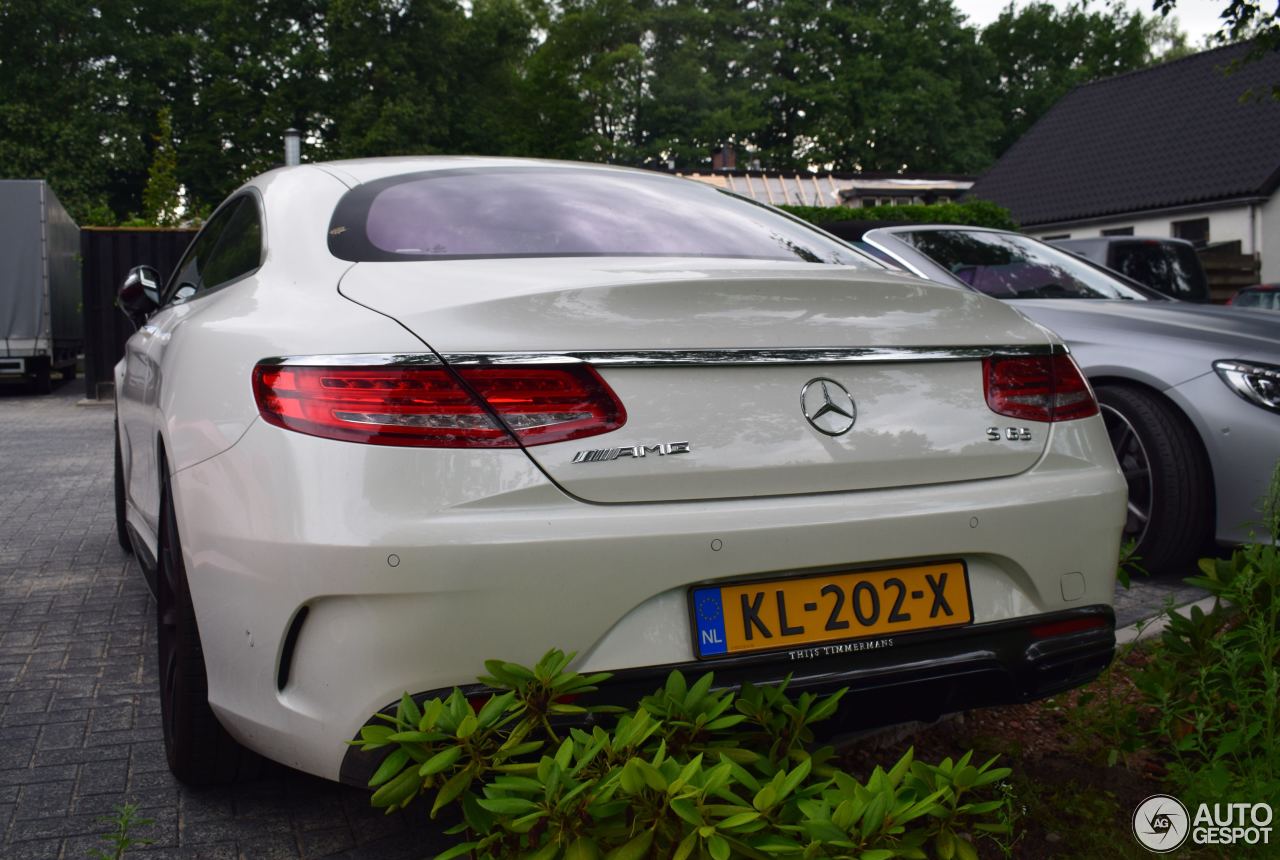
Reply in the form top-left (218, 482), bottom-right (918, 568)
top-left (12, 778), bottom-right (74, 820)
top-left (89, 702), bottom-right (135, 732)
top-left (0, 764), bottom-right (77, 788)
top-left (299, 827), bottom-right (357, 856)
top-left (79, 757), bottom-right (130, 795)
top-left (0, 837), bottom-right (63, 859)
top-left (0, 386), bottom-right (455, 857)
top-left (35, 719), bottom-right (86, 750)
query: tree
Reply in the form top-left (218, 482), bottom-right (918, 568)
top-left (634, 0), bottom-right (767, 170)
top-left (0, 0), bottom-right (161, 222)
top-left (1155, 0), bottom-right (1280, 97)
top-left (813, 0), bottom-right (1003, 173)
top-left (520, 0), bottom-right (652, 162)
top-left (142, 108), bottom-right (181, 225)
top-left (981, 1), bottom-right (1175, 158)
top-left (1155, 0), bottom-right (1279, 53)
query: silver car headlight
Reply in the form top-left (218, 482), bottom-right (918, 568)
top-left (1214, 360), bottom-right (1280, 413)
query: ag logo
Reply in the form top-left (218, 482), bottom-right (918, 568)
top-left (1133, 794), bottom-right (1190, 853)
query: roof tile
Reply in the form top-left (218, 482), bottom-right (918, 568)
top-left (969, 42), bottom-right (1280, 226)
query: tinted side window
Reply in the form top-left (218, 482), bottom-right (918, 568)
top-left (201, 197), bottom-right (262, 289)
top-left (164, 196), bottom-right (263, 303)
top-left (897, 230), bottom-right (1150, 301)
top-left (167, 202), bottom-right (239, 301)
top-left (1110, 241), bottom-right (1208, 302)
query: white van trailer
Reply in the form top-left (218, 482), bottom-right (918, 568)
top-left (0, 180), bottom-right (82, 392)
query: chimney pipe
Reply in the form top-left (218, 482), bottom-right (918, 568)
top-left (712, 143), bottom-right (736, 172)
top-left (284, 128), bottom-right (302, 166)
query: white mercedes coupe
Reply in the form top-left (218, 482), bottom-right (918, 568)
top-left (112, 157), bottom-right (1127, 786)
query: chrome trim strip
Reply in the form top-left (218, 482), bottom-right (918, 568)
top-left (257, 353), bottom-right (444, 367)
top-left (259, 344), bottom-right (1065, 369)
top-left (441, 345), bottom-right (1064, 367)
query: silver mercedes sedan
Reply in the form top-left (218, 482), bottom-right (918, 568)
top-left (844, 223), bottom-right (1280, 576)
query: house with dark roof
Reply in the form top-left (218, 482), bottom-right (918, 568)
top-left (680, 169), bottom-right (972, 209)
top-left (968, 42), bottom-right (1280, 283)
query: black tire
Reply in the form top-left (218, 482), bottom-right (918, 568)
top-left (1097, 385), bottom-right (1212, 577)
top-left (113, 422), bottom-right (132, 553)
top-left (156, 474), bottom-right (262, 785)
top-left (31, 364), bottom-right (53, 395)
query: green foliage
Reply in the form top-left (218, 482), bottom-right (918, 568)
top-left (780, 199), bottom-right (1017, 231)
top-left (1130, 463), bottom-right (1280, 809)
top-left (980, 2), bottom-right (1177, 156)
top-left (142, 108), bottom-right (181, 227)
top-left (88, 803), bottom-right (153, 860)
top-left (352, 649), bottom-right (1011, 859)
top-left (0, 0), bottom-right (1185, 223)
top-left (1116, 538), bottom-right (1148, 590)
top-left (1156, 1), bottom-right (1280, 97)
top-left (979, 780), bottom-right (1023, 859)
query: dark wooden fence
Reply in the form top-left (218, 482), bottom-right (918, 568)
top-left (80, 227), bottom-right (197, 400)
top-left (1199, 245), bottom-right (1262, 304)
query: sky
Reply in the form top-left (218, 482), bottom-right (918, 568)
top-left (953, 0), bottom-right (1228, 46)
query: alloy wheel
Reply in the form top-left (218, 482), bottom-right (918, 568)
top-left (1100, 402), bottom-right (1154, 544)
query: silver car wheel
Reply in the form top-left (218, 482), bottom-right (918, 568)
top-left (1100, 402), bottom-right (1153, 544)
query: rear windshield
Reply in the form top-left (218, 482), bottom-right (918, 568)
top-left (896, 229), bottom-right (1152, 301)
top-left (327, 166), bottom-right (872, 266)
top-left (1109, 241), bottom-right (1209, 302)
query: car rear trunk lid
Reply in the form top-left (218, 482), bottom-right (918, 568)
top-left (339, 258), bottom-right (1054, 503)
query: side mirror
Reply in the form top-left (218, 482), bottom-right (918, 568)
top-left (118, 265), bottom-right (162, 327)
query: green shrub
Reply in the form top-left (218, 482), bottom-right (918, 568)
top-left (1131, 463), bottom-right (1280, 807)
top-left (88, 803), bottom-right (153, 859)
top-left (779, 200), bottom-right (1017, 231)
top-left (351, 650), bottom-right (1011, 859)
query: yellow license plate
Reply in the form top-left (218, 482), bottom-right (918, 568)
top-left (691, 561), bottom-right (972, 658)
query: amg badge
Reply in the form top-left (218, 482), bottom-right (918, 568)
top-left (572, 441), bottom-right (691, 464)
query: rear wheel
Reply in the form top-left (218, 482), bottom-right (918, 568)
top-left (156, 474), bottom-right (262, 785)
top-left (113, 422), bottom-right (132, 553)
top-left (31, 363), bottom-right (53, 394)
top-left (1097, 385), bottom-right (1211, 577)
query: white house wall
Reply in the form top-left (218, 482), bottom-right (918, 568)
top-left (1025, 204), bottom-right (1260, 254)
top-left (1260, 193), bottom-right (1280, 282)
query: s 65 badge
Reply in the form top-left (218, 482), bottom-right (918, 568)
top-left (987, 426), bottom-right (1033, 442)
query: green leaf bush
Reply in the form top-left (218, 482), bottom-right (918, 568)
top-left (351, 650), bottom-right (1011, 859)
top-left (1131, 463), bottom-right (1280, 806)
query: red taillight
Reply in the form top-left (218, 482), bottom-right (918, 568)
top-left (1030, 616), bottom-right (1108, 639)
top-left (252, 363), bottom-right (626, 448)
top-left (983, 353), bottom-right (1098, 423)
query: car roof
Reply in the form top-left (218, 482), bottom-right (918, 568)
top-left (298, 155), bottom-right (669, 185)
top-left (851, 222), bottom-right (1172, 301)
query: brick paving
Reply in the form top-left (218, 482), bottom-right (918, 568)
top-left (0, 381), bottom-right (1207, 859)
top-left (0, 383), bottom-right (446, 859)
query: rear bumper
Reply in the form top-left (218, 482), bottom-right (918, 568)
top-left (170, 414), bottom-right (1125, 781)
top-left (338, 604), bottom-right (1115, 786)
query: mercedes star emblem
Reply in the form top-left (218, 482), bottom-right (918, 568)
top-left (801, 378), bottom-right (857, 436)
